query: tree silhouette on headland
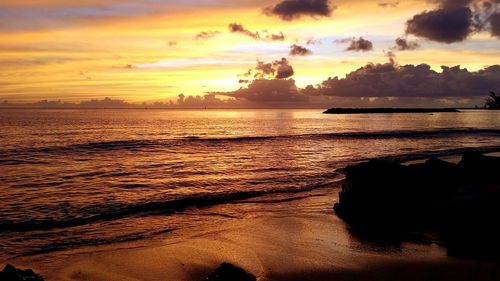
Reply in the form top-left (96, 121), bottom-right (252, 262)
top-left (485, 91), bottom-right (499, 109)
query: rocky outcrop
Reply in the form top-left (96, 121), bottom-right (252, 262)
top-left (0, 264), bottom-right (44, 281)
top-left (206, 263), bottom-right (256, 281)
top-left (334, 151), bottom-right (500, 258)
top-left (323, 108), bottom-right (459, 114)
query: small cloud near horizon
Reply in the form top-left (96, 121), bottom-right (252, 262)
top-left (195, 31), bottom-right (220, 40)
top-left (337, 37), bottom-right (374, 52)
top-left (378, 1), bottom-right (400, 8)
top-left (393, 37), bottom-right (420, 50)
top-left (289, 44), bottom-right (312, 56)
top-left (228, 23), bottom-right (286, 41)
top-left (243, 58), bottom-right (295, 80)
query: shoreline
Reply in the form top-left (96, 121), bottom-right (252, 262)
top-left (3, 152), bottom-right (500, 280)
top-left (5, 182), bottom-right (500, 281)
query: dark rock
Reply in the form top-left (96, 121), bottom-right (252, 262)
top-left (334, 160), bottom-right (408, 228)
top-left (323, 108), bottom-right (459, 114)
top-left (444, 151), bottom-right (500, 258)
top-left (458, 150), bottom-right (500, 184)
top-left (0, 264), bottom-right (44, 281)
top-left (334, 151), bottom-right (500, 258)
top-left (334, 157), bottom-right (457, 230)
top-left (206, 263), bottom-right (256, 281)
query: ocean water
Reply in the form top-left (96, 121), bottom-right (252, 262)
top-left (1, 109), bottom-right (500, 261)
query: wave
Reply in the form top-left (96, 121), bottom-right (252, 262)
top-left (9, 227), bottom-right (178, 258)
top-left (320, 128), bottom-right (500, 139)
top-left (184, 128), bottom-right (500, 142)
top-left (3, 143), bottom-right (499, 232)
top-left (366, 145), bottom-right (500, 163)
top-left (0, 178), bottom-right (341, 233)
top-left (0, 159), bottom-right (49, 165)
top-left (1, 128), bottom-right (499, 155)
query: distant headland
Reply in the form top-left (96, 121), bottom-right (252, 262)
top-left (323, 108), bottom-right (460, 114)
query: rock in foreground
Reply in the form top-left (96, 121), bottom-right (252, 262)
top-left (0, 264), bottom-right (44, 281)
top-left (334, 151), bottom-right (500, 258)
top-left (206, 263), bottom-right (256, 281)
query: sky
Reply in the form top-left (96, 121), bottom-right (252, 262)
top-left (0, 0), bottom-right (499, 107)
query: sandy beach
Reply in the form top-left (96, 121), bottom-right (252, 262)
top-left (2, 0), bottom-right (500, 277)
top-left (5, 184), bottom-right (500, 281)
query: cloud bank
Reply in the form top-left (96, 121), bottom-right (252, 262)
top-left (5, 60), bottom-right (500, 109)
top-left (207, 59), bottom-right (500, 108)
top-left (215, 79), bottom-right (309, 105)
top-left (304, 61), bottom-right (500, 98)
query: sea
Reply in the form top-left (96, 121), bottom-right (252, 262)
top-left (1, 109), bottom-right (500, 261)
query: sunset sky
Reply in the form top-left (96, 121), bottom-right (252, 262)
top-left (1, 0), bottom-right (499, 107)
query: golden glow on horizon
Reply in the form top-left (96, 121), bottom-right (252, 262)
top-left (0, 0), bottom-right (499, 102)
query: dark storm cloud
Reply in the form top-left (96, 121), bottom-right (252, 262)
top-left (303, 60), bottom-right (500, 97)
top-left (436, 0), bottom-right (473, 9)
top-left (264, 0), bottom-right (336, 21)
top-left (228, 23), bottom-right (285, 41)
top-left (338, 37), bottom-right (374, 52)
top-left (209, 59), bottom-right (500, 108)
top-left (406, 7), bottom-right (473, 43)
top-left (405, 0), bottom-right (500, 43)
top-left (490, 12), bottom-right (500, 36)
top-left (474, 1), bottom-right (500, 35)
top-left (483, 1), bottom-right (493, 10)
top-left (275, 58), bottom-right (295, 79)
top-left (245, 58), bottom-right (295, 79)
top-left (393, 37), bottom-right (420, 50)
top-left (289, 44), bottom-right (312, 56)
top-left (378, 2), bottom-right (399, 8)
top-left (195, 30), bottom-right (220, 40)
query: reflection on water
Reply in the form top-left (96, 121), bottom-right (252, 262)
top-left (0, 109), bottom-right (499, 260)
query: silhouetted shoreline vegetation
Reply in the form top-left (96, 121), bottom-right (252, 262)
top-left (485, 91), bottom-right (500, 109)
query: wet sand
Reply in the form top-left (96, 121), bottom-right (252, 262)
top-left (5, 186), bottom-right (500, 281)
